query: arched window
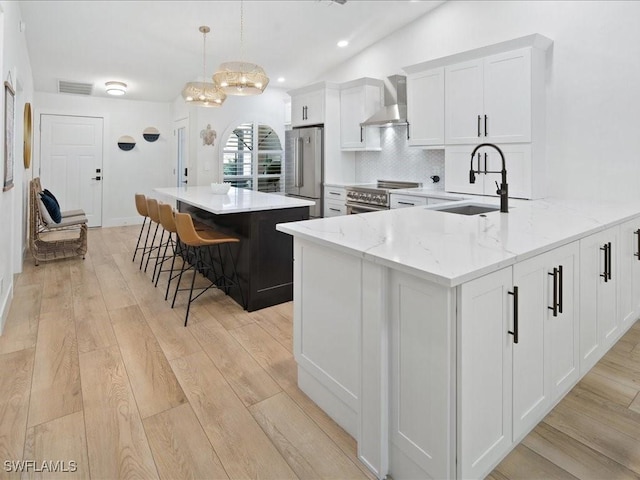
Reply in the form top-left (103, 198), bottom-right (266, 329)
top-left (222, 122), bottom-right (283, 192)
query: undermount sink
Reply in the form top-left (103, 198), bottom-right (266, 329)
top-left (429, 202), bottom-right (501, 216)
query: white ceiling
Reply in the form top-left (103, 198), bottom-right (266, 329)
top-left (19, 0), bottom-right (444, 102)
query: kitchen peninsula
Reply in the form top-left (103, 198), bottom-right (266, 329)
top-left (277, 197), bottom-right (640, 479)
top-left (156, 185), bottom-right (313, 311)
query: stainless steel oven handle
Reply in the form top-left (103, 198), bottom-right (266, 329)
top-left (346, 203), bottom-right (386, 214)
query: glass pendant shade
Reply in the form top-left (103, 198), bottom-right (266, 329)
top-left (181, 81), bottom-right (226, 107)
top-left (213, 61), bottom-right (269, 96)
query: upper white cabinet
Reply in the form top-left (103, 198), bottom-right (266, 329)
top-left (445, 48), bottom-right (533, 144)
top-left (405, 67), bottom-right (445, 147)
top-left (290, 84), bottom-right (326, 127)
top-left (339, 78), bottom-right (384, 151)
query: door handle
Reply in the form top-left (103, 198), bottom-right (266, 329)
top-left (508, 286), bottom-right (519, 344)
top-left (548, 267), bottom-right (558, 317)
top-left (635, 229), bottom-right (640, 261)
top-left (608, 241), bottom-right (612, 280)
top-left (477, 115), bottom-right (481, 137)
top-left (484, 115), bottom-right (488, 137)
top-left (600, 243), bottom-right (609, 282)
top-left (558, 264), bottom-right (563, 314)
top-left (298, 139), bottom-right (304, 187)
top-left (406, 122), bottom-right (410, 140)
top-left (293, 138), bottom-right (300, 187)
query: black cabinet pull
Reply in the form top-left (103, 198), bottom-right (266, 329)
top-left (608, 241), bottom-right (612, 280)
top-left (484, 153), bottom-right (488, 173)
top-left (329, 192), bottom-right (340, 196)
top-left (635, 229), bottom-right (640, 261)
top-left (397, 201), bottom-right (415, 206)
top-left (484, 115), bottom-right (488, 137)
top-left (508, 286), bottom-right (519, 344)
top-left (600, 243), bottom-right (609, 282)
top-left (477, 115), bottom-right (481, 137)
top-left (360, 126), bottom-right (363, 143)
top-left (406, 122), bottom-right (410, 140)
top-left (329, 208), bottom-right (340, 212)
top-left (558, 264), bottom-right (563, 314)
top-left (548, 268), bottom-right (558, 317)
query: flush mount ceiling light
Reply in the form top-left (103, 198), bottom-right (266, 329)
top-left (105, 81), bottom-right (127, 96)
top-left (337, 40), bottom-right (349, 48)
top-left (182, 26), bottom-right (226, 107)
top-left (213, 0), bottom-right (269, 96)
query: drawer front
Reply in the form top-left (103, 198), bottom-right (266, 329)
top-left (325, 200), bottom-right (346, 217)
top-left (427, 197), bottom-right (453, 205)
top-left (390, 194), bottom-right (428, 209)
top-left (324, 186), bottom-right (346, 202)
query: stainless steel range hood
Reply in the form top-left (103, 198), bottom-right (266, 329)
top-left (360, 74), bottom-right (407, 127)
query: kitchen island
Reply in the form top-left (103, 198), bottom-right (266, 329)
top-left (276, 197), bottom-right (640, 479)
top-left (156, 185), bottom-right (313, 311)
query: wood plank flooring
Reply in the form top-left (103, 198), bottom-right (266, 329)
top-left (1, 224), bottom-right (639, 479)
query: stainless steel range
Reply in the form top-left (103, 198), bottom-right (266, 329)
top-left (345, 180), bottom-right (421, 214)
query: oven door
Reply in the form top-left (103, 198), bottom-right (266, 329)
top-left (346, 203), bottom-right (387, 214)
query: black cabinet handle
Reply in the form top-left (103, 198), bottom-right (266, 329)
top-left (91, 176), bottom-right (102, 181)
top-left (397, 201), bottom-right (415, 206)
top-left (329, 192), bottom-right (340, 196)
top-left (608, 241), bottom-right (612, 280)
top-left (484, 115), bottom-right (488, 137)
top-left (548, 268), bottom-right (558, 317)
top-left (406, 122), bottom-right (410, 140)
top-left (484, 153), bottom-right (488, 173)
top-left (329, 208), bottom-right (340, 212)
top-left (601, 243), bottom-right (609, 282)
top-left (477, 115), bottom-right (481, 137)
top-left (360, 126), bottom-right (363, 143)
top-left (508, 286), bottom-right (519, 344)
top-left (635, 229), bottom-right (640, 261)
top-left (558, 264), bottom-right (563, 314)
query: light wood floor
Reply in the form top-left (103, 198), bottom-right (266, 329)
top-left (0, 225), bottom-right (639, 479)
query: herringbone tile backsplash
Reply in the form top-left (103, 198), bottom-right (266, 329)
top-left (354, 125), bottom-right (444, 189)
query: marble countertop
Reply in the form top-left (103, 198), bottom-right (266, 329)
top-left (276, 197), bottom-right (640, 287)
top-left (155, 185), bottom-right (315, 214)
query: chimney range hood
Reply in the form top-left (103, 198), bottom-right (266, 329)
top-left (360, 74), bottom-right (407, 127)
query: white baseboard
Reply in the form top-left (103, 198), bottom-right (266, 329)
top-left (0, 279), bottom-right (13, 335)
top-left (101, 216), bottom-right (144, 228)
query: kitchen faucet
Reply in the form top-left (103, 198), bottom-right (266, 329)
top-left (469, 143), bottom-right (509, 213)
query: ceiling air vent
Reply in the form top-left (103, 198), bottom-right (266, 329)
top-left (58, 80), bottom-right (93, 95)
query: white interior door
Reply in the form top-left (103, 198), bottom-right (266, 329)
top-left (40, 115), bottom-right (104, 227)
top-left (175, 118), bottom-right (188, 187)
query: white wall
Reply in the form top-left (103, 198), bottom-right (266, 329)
top-left (169, 87), bottom-right (288, 187)
top-left (33, 93), bottom-right (172, 226)
top-left (319, 0), bottom-right (640, 202)
top-left (0, 1), bottom-right (34, 329)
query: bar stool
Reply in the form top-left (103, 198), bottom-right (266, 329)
top-left (172, 212), bottom-right (245, 326)
top-left (155, 203), bottom-right (183, 299)
top-left (132, 194), bottom-right (150, 263)
top-left (143, 198), bottom-right (163, 272)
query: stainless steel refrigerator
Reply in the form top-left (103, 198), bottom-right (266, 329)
top-left (285, 126), bottom-right (323, 218)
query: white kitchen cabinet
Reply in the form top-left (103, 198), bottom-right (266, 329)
top-left (324, 185), bottom-right (346, 217)
top-left (619, 218), bottom-right (640, 328)
top-left (580, 227), bottom-right (619, 374)
top-left (445, 144), bottom-right (534, 199)
top-left (445, 48), bottom-right (532, 145)
top-left (290, 86), bottom-right (326, 127)
top-left (405, 67), bottom-right (445, 147)
top-left (458, 267), bottom-right (514, 480)
top-left (340, 78), bottom-right (383, 151)
top-left (512, 242), bottom-right (579, 441)
top-left (390, 194), bottom-right (428, 209)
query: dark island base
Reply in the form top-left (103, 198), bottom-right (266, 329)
top-left (178, 202), bottom-right (309, 312)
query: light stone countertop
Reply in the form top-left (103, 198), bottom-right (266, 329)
top-left (276, 197), bottom-right (640, 287)
top-left (155, 185), bottom-right (315, 214)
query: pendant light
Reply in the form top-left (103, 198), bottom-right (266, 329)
top-left (182, 26), bottom-right (226, 107)
top-left (213, 0), bottom-right (269, 96)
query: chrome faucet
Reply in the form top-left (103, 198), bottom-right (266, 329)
top-left (469, 143), bottom-right (508, 213)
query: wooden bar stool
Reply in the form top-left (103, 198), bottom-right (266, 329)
top-left (172, 212), bottom-right (245, 326)
top-left (132, 194), bottom-right (151, 263)
top-left (155, 203), bottom-right (184, 299)
top-left (143, 198), bottom-right (163, 273)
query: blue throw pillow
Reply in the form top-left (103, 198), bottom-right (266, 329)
top-left (39, 192), bottom-right (62, 223)
top-left (42, 189), bottom-right (60, 209)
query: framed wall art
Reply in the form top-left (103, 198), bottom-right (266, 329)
top-left (3, 80), bottom-right (15, 191)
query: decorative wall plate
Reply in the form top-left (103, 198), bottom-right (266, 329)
top-left (143, 126), bottom-right (160, 142)
top-left (23, 103), bottom-right (32, 168)
top-left (117, 135), bottom-right (136, 151)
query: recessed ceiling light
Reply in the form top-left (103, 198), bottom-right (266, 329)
top-left (337, 40), bottom-right (349, 48)
top-left (105, 81), bottom-right (127, 96)
top-left (277, 77), bottom-right (285, 83)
